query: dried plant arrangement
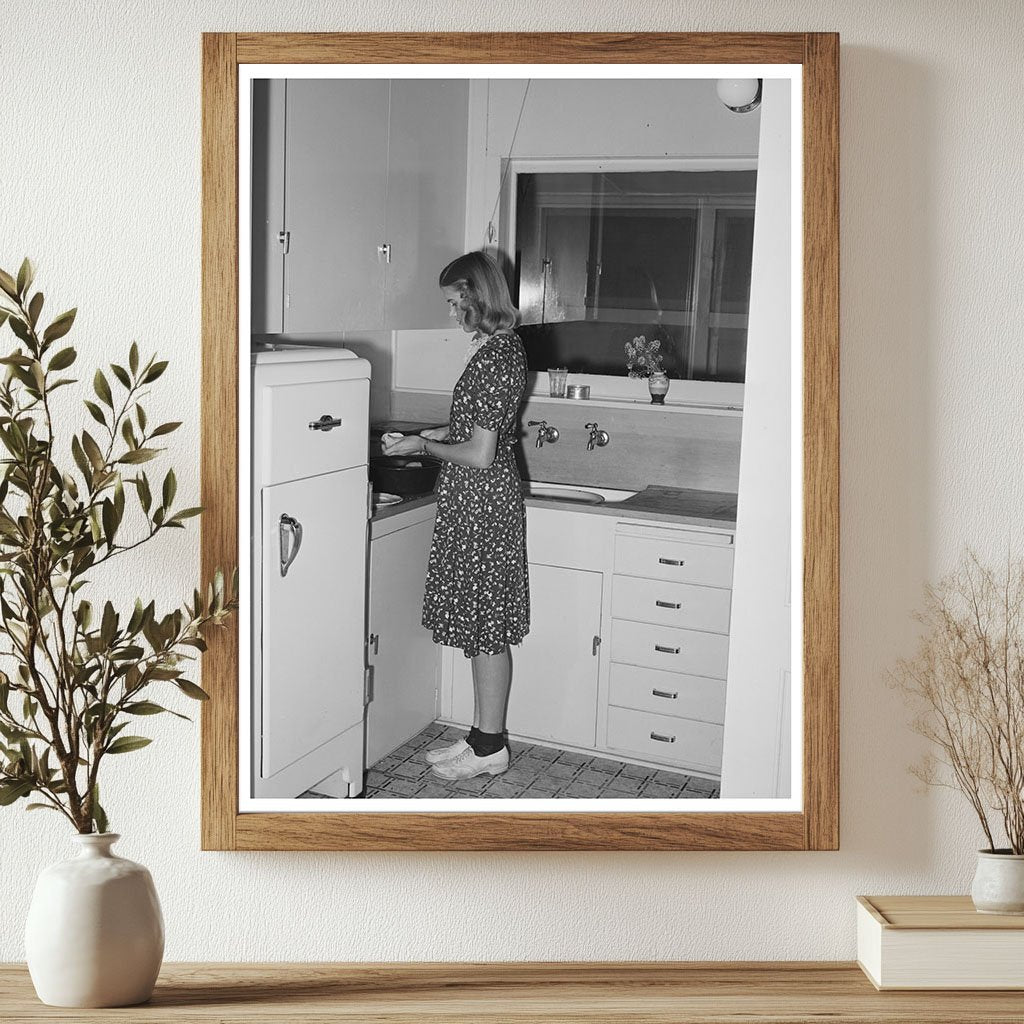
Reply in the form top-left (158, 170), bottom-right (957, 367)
top-left (624, 334), bottom-right (664, 378)
top-left (894, 551), bottom-right (1024, 853)
top-left (0, 259), bottom-right (236, 833)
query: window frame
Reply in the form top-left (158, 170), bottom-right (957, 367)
top-left (500, 156), bottom-right (755, 407)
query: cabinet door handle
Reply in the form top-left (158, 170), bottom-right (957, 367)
top-left (652, 688), bottom-right (678, 700)
top-left (650, 731), bottom-right (676, 744)
top-left (655, 600), bottom-right (681, 609)
top-left (592, 635), bottom-right (602, 657)
top-left (368, 633), bottom-right (380, 656)
top-left (658, 557), bottom-right (683, 566)
top-left (654, 644), bottom-right (680, 655)
top-left (279, 514), bottom-right (303, 577)
top-left (309, 414), bottom-right (342, 432)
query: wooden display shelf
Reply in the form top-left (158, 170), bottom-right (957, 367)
top-left (4, 962), bottom-right (1024, 1022)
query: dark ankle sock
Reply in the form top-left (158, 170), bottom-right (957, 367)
top-left (468, 730), bottom-right (506, 757)
top-left (467, 727), bottom-right (482, 746)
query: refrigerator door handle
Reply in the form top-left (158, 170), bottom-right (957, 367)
top-left (279, 514), bottom-right (303, 577)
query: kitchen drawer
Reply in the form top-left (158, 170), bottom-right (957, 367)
top-left (608, 663), bottom-right (726, 725)
top-left (605, 705), bottom-right (723, 773)
top-left (611, 619), bottom-right (729, 679)
top-left (259, 377), bottom-right (369, 485)
top-left (611, 575), bottom-right (731, 633)
top-left (614, 533), bottom-right (733, 588)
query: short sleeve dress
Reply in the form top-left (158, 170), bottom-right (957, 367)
top-left (421, 328), bottom-right (530, 657)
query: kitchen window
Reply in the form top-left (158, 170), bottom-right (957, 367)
top-left (506, 164), bottom-right (756, 403)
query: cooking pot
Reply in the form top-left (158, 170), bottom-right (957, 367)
top-left (369, 455), bottom-right (442, 496)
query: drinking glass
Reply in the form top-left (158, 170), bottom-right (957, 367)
top-left (548, 367), bottom-right (568, 398)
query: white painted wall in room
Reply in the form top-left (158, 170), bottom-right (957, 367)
top-left (484, 77), bottom-right (761, 158)
top-left (2, 0), bottom-right (1023, 963)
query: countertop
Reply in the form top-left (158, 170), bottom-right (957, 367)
top-left (371, 485), bottom-right (737, 532)
top-left (2, 962), bottom-right (1020, 1022)
top-left (540, 484), bottom-right (737, 531)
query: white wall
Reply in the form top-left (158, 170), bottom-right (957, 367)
top-left (485, 79), bottom-right (760, 158)
top-left (2, 0), bottom-right (1023, 963)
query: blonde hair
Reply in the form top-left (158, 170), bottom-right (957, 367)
top-left (439, 251), bottom-right (518, 336)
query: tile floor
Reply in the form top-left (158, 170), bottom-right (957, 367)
top-left (304, 721), bottom-right (720, 800)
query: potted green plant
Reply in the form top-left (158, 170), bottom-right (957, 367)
top-left (894, 551), bottom-right (1024, 913)
top-left (0, 259), bottom-right (236, 1005)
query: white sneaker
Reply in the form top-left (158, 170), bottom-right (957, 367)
top-left (423, 738), bottom-right (471, 764)
top-left (431, 746), bottom-right (510, 780)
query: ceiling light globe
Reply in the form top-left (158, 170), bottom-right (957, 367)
top-left (716, 78), bottom-right (762, 113)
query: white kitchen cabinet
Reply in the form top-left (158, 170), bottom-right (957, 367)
top-left (385, 80), bottom-right (471, 328)
top-left (450, 562), bottom-right (603, 749)
top-left (252, 78), bottom-right (469, 335)
top-left (250, 79), bottom-right (286, 335)
top-left (438, 503), bottom-right (735, 779)
top-left (283, 79), bottom-right (389, 333)
top-left (603, 523), bottom-right (733, 776)
top-left (366, 508), bottom-right (439, 766)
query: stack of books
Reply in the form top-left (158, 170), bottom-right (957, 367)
top-left (857, 895), bottom-right (1024, 990)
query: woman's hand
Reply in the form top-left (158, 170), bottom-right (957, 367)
top-left (382, 435), bottom-right (426, 457)
top-left (419, 426), bottom-right (450, 443)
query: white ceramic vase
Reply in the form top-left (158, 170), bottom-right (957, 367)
top-left (971, 850), bottom-right (1024, 914)
top-left (25, 833), bottom-right (164, 1007)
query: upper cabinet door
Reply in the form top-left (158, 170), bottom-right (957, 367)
top-left (251, 80), bottom-right (287, 334)
top-left (283, 79), bottom-right (389, 333)
top-left (385, 80), bottom-right (470, 329)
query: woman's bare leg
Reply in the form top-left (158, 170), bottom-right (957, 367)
top-left (471, 647), bottom-right (512, 734)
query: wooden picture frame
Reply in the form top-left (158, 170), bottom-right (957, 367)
top-left (200, 31), bottom-right (838, 851)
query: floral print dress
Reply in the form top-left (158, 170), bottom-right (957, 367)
top-left (421, 329), bottom-right (531, 657)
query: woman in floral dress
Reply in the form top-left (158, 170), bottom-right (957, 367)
top-left (382, 251), bottom-right (530, 781)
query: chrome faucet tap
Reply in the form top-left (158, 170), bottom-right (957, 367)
top-left (527, 420), bottom-right (559, 448)
top-left (585, 422), bottom-right (610, 451)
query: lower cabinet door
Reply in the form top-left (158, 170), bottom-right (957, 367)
top-left (366, 515), bottom-right (439, 766)
top-left (451, 563), bottom-right (603, 749)
top-left (260, 468), bottom-right (367, 779)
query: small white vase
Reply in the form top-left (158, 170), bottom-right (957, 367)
top-left (971, 849), bottom-right (1024, 914)
top-left (25, 833), bottom-right (164, 1007)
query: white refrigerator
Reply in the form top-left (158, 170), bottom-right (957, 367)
top-left (251, 347), bottom-right (370, 799)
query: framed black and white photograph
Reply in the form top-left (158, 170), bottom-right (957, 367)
top-left (200, 32), bottom-right (839, 851)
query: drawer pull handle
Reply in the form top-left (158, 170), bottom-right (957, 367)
top-left (654, 644), bottom-right (681, 655)
top-left (650, 731), bottom-right (676, 744)
top-left (309, 414), bottom-right (342, 432)
top-left (658, 557), bottom-right (683, 566)
top-left (655, 600), bottom-right (681, 609)
top-left (652, 688), bottom-right (678, 700)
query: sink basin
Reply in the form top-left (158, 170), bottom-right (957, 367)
top-left (521, 483), bottom-right (605, 505)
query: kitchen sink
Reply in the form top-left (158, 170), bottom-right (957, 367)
top-left (521, 482), bottom-right (606, 504)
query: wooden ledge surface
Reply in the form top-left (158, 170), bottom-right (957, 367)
top-left (3, 961), bottom-right (1024, 1022)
